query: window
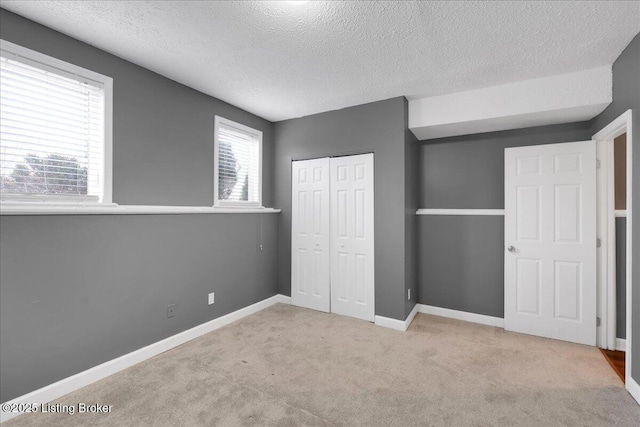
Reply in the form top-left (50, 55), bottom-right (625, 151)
top-left (214, 116), bottom-right (262, 207)
top-left (0, 40), bottom-right (112, 204)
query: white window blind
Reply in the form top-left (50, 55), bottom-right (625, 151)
top-left (0, 50), bottom-right (105, 202)
top-left (215, 117), bottom-right (261, 206)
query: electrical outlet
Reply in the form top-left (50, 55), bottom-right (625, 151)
top-left (167, 304), bottom-right (176, 318)
top-left (408, 289), bottom-right (411, 300)
top-left (208, 292), bottom-right (215, 305)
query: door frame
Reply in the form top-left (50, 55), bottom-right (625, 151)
top-left (593, 110), bottom-right (633, 389)
top-left (595, 130), bottom-right (619, 351)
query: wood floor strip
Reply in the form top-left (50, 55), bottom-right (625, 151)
top-left (600, 348), bottom-right (625, 383)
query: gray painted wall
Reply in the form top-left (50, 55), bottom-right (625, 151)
top-left (590, 33), bottom-right (639, 380)
top-left (273, 98), bottom-right (410, 321)
top-left (419, 215), bottom-right (505, 317)
top-left (617, 218), bottom-right (627, 339)
top-left (0, 10), bottom-right (279, 402)
top-left (419, 122), bottom-right (592, 209)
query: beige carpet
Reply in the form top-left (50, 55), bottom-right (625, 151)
top-left (5, 303), bottom-right (640, 426)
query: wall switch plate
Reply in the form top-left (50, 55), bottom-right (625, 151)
top-left (208, 292), bottom-right (215, 305)
top-left (167, 304), bottom-right (176, 318)
top-left (408, 289), bottom-right (411, 300)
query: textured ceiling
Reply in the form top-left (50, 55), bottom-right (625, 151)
top-left (2, 1), bottom-right (639, 122)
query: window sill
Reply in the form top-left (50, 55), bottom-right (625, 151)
top-left (0, 203), bottom-right (281, 215)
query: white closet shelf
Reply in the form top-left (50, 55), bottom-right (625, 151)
top-left (416, 209), bottom-right (505, 216)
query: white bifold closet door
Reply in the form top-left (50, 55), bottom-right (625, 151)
top-left (291, 153), bottom-right (375, 322)
top-left (291, 157), bottom-right (331, 312)
top-left (330, 154), bottom-right (375, 322)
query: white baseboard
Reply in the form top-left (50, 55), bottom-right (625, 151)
top-left (0, 294), bottom-right (288, 423)
top-left (374, 303), bottom-right (418, 332)
top-left (374, 315), bottom-right (405, 331)
top-left (416, 304), bottom-right (504, 328)
top-left (405, 303), bottom-right (419, 330)
top-left (616, 338), bottom-right (627, 352)
top-left (275, 294), bottom-right (291, 304)
top-left (627, 376), bottom-right (640, 406)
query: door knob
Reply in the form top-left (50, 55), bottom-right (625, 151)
top-left (315, 242), bottom-right (319, 246)
top-left (507, 245), bottom-right (517, 253)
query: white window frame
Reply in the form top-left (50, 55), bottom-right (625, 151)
top-left (213, 116), bottom-right (263, 208)
top-left (0, 39), bottom-right (113, 208)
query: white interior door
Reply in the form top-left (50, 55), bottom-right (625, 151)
top-left (291, 157), bottom-right (331, 312)
top-left (330, 154), bottom-right (375, 322)
top-left (505, 141), bottom-right (596, 345)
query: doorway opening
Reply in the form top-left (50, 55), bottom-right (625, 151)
top-left (594, 110), bottom-right (633, 390)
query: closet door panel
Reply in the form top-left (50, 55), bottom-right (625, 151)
top-left (291, 157), bottom-right (331, 312)
top-left (330, 154), bottom-right (375, 321)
